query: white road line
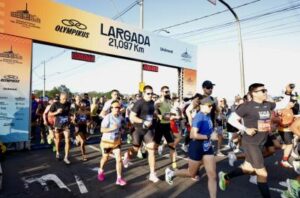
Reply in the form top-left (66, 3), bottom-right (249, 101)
top-left (74, 175), bottom-right (88, 194)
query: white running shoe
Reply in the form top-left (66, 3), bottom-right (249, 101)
top-left (233, 148), bottom-right (241, 153)
top-left (228, 152), bottom-right (237, 167)
top-left (165, 167), bottom-right (174, 185)
top-left (123, 152), bottom-right (130, 168)
top-left (181, 144), bottom-right (188, 153)
top-left (149, 172), bottom-right (160, 183)
top-left (158, 145), bottom-right (163, 156)
top-left (64, 158), bottom-right (71, 165)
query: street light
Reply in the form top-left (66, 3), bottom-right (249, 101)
top-left (208, 0), bottom-right (246, 96)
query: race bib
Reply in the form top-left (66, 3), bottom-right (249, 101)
top-left (78, 115), bottom-right (87, 122)
top-left (102, 131), bottom-right (119, 142)
top-left (145, 115), bottom-right (153, 122)
top-left (257, 120), bottom-right (271, 132)
top-left (58, 116), bottom-right (68, 125)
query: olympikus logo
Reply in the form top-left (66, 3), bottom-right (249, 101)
top-left (1, 75), bottom-right (20, 83)
top-left (10, 3), bottom-right (41, 23)
top-left (55, 19), bottom-right (90, 38)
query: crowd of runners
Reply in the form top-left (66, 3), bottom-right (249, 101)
top-left (29, 81), bottom-right (300, 198)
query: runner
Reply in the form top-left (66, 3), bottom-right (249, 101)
top-left (100, 89), bottom-right (120, 118)
top-left (219, 83), bottom-right (290, 198)
top-left (90, 97), bottom-right (100, 134)
top-left (43, 97), bottom-right (56, 150)
top-left (73, 99), bottom-right (90, 161)
top-left (122, 85), bottom-right (160, 183)
top-left (49, 92), bottom-right (72, 164)
top-left (155, 86), bottom-right (177, 169)
top-left (165, 96), bottom-right (217, 198)
top-left (98, 100), bottom-right (126, 186)
top-left (181, 93), bottom-right (202, 152)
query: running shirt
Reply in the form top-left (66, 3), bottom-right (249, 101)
top-left (156, 99), bottom-right (172, 124)
top-left (101, 113), bottom-right (122, 144)
top-left (90, 104), bottom-right (99, 117)
top-left (102, 99), bottom-right (114, 114)
top-left (49, 101), bottom-right (71, 129)
top-left (131, 98), bottom-right (155, 129)
top-left (192, 112), bottom-right (214, 136)
top-left (235, 101), bottom-right (275, 145)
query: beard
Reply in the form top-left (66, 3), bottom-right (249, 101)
top-left (164, 95), bottom-right (171, 100)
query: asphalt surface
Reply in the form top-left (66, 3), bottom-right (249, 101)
top-left (0, 142), bottom-right (297, 198)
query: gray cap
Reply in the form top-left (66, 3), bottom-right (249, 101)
top-left (200, 97), bottom-right (214, 105)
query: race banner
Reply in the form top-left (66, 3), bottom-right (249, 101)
top-left (0, 0), bottom-right (197, 69)
top-left (0, 34), bottom-right (32, 143)
top-left (183, 68), bottom-right (197, 97)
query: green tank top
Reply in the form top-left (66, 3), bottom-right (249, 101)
top-left (158, 100), bottom-right (172, 124)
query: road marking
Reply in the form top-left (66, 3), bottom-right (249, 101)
top-left (74, 175), bottom-right (88, 194)
top-left (23, 174), bottom-right (71, 192)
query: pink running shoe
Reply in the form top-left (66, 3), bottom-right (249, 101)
top-left (97, 171), bottom-right (105, 182)
top-left (116, 177), bottom-right (127, 186)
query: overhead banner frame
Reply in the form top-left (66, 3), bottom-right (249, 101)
top-left (0, 0), bottom-right (197, 69)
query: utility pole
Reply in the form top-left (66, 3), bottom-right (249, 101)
top-left (139, 0), bottom-right (144, 93)
top-left (43, 61), bottom-right (45, 98)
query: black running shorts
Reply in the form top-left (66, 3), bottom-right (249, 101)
top-left (154, 123), bottom-right (174, 144)
top-left (132, 127), bottom-right (155, 147)
top-left (243, 143), bottom-right (265, 169)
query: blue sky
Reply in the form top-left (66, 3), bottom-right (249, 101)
top-left (32, 0), bottom-right (300, 102)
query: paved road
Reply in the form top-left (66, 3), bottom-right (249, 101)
top-left (0, 143), bottom-right (297, 198)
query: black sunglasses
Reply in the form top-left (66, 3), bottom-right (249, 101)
top-left (145, 92), bottom-right (153, 95)
top-left (253, 89), bottom-right (268, 93)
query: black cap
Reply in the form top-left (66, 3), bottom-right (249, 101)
top-left (202, 80), bottom-right (215, 89)
top-left (200, 97), bottom-right (214, 105)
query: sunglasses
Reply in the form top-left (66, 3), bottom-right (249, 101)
top-left (164, 90), bottom-right (170, 94)
top-left (111, 106), bottom-right (121, 109)
top-left (253, 89), bottom-right (268, 93)
top-left (145, 92), bottom-right (153, 95)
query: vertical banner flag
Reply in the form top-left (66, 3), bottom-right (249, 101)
top-left (0, 34), bottom-right (32, 143)
top-left (183, 69), bottom-right (197, 97)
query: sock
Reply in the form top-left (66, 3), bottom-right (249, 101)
top-left (225, 168), bottom-right (244, 180)
top-left (257, 182), bottom-right (270, 198)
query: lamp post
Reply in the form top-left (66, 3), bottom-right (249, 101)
top-left (209, 0), bottom-right (246, 96)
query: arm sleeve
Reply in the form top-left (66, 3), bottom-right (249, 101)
top-left (228, 112), bottom-right (247, 131)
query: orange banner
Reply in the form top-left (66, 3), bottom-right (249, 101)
top-left (183, 69), bottom-right (197, 97)
top-left (0, 34), bottom-right (32, 142)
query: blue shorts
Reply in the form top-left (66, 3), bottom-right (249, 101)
top-left (188, 140), bottom-right (214, 161)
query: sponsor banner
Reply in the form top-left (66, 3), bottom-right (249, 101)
top-left (0, 0), bottom-right (197, 69)
top-left (183, 69), bottom-right (197, 97)
top-left (0, 34), bottom-right (31, 143)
